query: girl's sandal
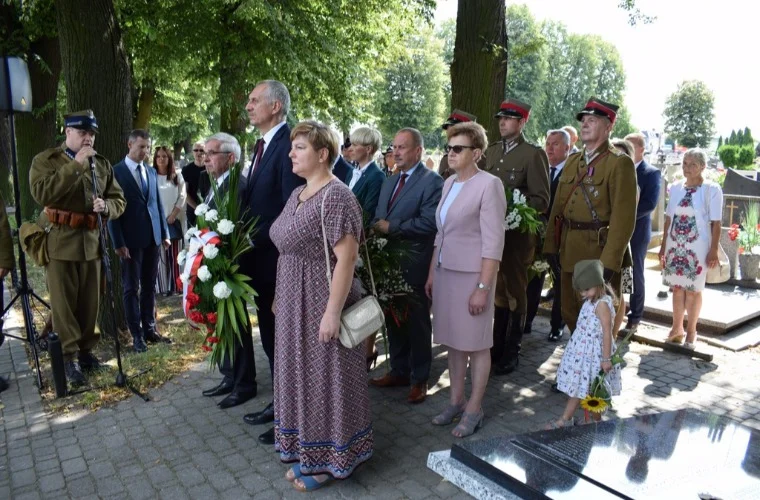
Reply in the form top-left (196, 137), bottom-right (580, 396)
top-left (432, 402), bottom-right (466, 426)
top-left (544, 417), bottom-right (575, 430)
top-left (293, 474), bottom-right (334, 492)
top-left (285, 464), bottom-right (303, 482)
top-left (451, 410), bottom-right (484, 438)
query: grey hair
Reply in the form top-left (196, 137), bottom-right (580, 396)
top-left (683, 148), bottom-right (708, 167)
top-left (546, 129), bottom-right (571, 145)
top-left (256, 80), bottom-right (290, 119)
top-left (205, 132), bottom-right (241, 163)
top-left (397, 127), bottom-right (425, 149)
top-left (350, 127), bottom-right (382, 154)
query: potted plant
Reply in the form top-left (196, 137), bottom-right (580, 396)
top-left (729, 202), bottom-right (760, 280)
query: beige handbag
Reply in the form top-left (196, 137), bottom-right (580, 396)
top-left (320, 187), bottom-right (385, 348)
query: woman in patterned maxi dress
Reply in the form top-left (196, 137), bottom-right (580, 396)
top-left (270, 121), bottom-right (372, 492)
top-left (658, 149), bottom-right (722, 349)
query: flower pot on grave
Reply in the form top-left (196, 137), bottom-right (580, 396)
top-left (720, 228), bottom-right (740, 279)
top-left (738, 253), bottom-right (760, 281)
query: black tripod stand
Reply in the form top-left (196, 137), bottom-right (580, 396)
top-left (1, 109), bottom-right (49, 389)
top-left (88, 160), bottom-right (150, 401)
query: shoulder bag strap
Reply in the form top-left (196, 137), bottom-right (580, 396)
top-left (320, 186), bottom-right (378, 297)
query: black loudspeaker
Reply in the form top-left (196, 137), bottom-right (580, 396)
top-left (0, 56), bottom-right (33, 112)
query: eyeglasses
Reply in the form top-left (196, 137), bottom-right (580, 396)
top-left (204, 150), bottom-right (229, 157)
top-left (445, 145), bottom-right (476, 154)
top-left (192, 149), bottom-right (205, 153)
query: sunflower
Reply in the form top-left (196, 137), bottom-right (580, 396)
top-left (580, 396), bottom-right (609, 414)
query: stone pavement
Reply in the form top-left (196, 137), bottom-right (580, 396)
top-left (2, 310), bottom-right (760, 499)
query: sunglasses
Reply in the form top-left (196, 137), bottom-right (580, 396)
top-left (193, 149), bottom-right (205, 153)
top-left (445, 145), bottom-right (477, 154)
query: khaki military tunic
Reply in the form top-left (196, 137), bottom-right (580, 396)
top-left (483, 134), bottom-right (550, 314)
top-left (437, 154), bottom-right (453, 180)
top-left (543, 140), bottom-right (637, 331)
top-left (30, 145), bottom-right (126, 360)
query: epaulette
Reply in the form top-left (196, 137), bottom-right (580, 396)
top-left (567, 150), bottom-right (582, 160)
top-left (487, 141), bottom-right (502, 148)
top-left (609, 147), bottom-right (625, 157)
top-left (44, 147), bottom-right (64, 159)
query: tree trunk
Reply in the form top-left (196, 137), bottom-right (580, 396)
top-left (133, 83), bottom-right (155, 130)
top-left (55, 0), bottom-right (133, 332)
top-left (450, 0), bottom-right (508, 142)
top-left (55, 0), bottom-right (133, 165)
top-left (0, 117), bottom-right (11, 204)
top-left (14, 36), bottom-right (62, 221)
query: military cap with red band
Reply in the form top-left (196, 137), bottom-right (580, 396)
top-left (576, 97), bottom-right (619, 124)
top-left (442, 109), bottom-right (478, 129)
top-left (495, 99), bottom-right (531, 120)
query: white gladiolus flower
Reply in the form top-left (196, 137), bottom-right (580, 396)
top-left (188, 241), bottom-right (202, 256)
top-left (195, 203), bottom-right (209, 216)
top-left (512, 189), bottom-right (527, 206)
top-left (205, 209), bottom-right (219, 222)
top-left (217, 219), bottom-right (234, 235)
top-left (179, 273), bottom-right (190, 284)
top-left (213, 281), bottom-right (232, 299)
top-left (203, 244), bottom-right (219, 260)
top-left (197, 265), bottom-right (212, 282)
top-left (375, 238), bottom-right (388, 250)
top-left (177, 250), bottom-right (188, 266)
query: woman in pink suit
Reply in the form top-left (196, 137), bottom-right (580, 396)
top-left (425, 122), bottom-right (506, 437)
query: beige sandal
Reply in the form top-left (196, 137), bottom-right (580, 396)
top-left (666, 330), bottom-right (685, 344)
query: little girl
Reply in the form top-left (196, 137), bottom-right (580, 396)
top-left (548, 259), bottom-right (622, 428)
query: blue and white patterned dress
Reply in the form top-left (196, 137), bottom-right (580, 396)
top-left (557, 295), bottom-right (622, 399)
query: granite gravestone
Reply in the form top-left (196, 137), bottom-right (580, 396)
top-left (451, 410), bottom-right (760, 499)
top-left (722, 169), bottom-right (760, 226)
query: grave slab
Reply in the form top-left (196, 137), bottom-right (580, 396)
top-left (438, 410), bottom-right (760, 500)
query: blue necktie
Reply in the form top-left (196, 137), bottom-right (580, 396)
top-left (137, 163), bottom-right (148, 197)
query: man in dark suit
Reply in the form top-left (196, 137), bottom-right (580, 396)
top-left (369, 128), bottom-right (443, 404)
top-left (332, 145), bottom-right (353, 185)
top-left (347, 126), bottom-right (385, 219)
top-left (233, 80), bottom-right (304, 444)
top-left (525, 129), bottom-right (571, 341)
top-left (623, 132), bottom-right (661, 333)
top-left (108, 129), bottom-right (171, 353)
top-left (196, 132), bottom-right (258, 410)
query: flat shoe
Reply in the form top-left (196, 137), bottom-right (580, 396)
top-left (285, 464), bottom-right (303, 482)
top-left (683, 341), bottom-right (696, 350)
top-left (293, 474), bottom-right (333, 492)
top-left (432, 402), bottom-right (465, 426)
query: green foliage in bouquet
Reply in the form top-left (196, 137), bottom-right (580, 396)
top-left (503, 188), bottom-right (543, 234)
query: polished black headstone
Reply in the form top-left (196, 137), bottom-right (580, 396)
top-left (451, 410), bottom-right (760, 499)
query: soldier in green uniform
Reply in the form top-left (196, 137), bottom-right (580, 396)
top-left (0, 194), bottom-right (15, 393)
top-left (29, 110), bottom-right (126, 386)
top-left (438, 109), bottom-right (477, 180)
top-left (483, 99), bottom-right (550, 375)
top-left (544, 98), bottom-right (637, 332)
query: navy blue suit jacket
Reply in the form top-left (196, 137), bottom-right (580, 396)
top-left (351, 161), bottom-right (385, 221)
top-left (239, 124), bottom-right (305, 286)
top-left (333, 156), bottom-right (352, 185)
top-left (636, 160), bottom-right (661, 222)
top-left (372, 163), bottom-right (443, 286)
top-left (108, 161), bottom-right (168, 249)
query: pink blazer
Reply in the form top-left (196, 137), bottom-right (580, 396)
top-left (434, 171), bottom-right (507, 273)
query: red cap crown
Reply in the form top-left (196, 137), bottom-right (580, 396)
top-left (496, 99), bottom-right (531, 120)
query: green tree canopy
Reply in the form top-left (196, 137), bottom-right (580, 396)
top-left (663, 80), bottom-right (716, 148)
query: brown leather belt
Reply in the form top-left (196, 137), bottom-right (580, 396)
top-left (45, 207), bottom-right (98, 231)
top-left (563, 219), bottom-right (609, 231)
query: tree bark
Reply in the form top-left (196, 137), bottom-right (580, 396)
top-left (14, 36), bottom-right (62, 220)
top-left (450, 0), bottom-right (507, 142)
top-left (55, 0), bottom-right (132, 332)
top-left (133, 82), bottom-right (155, 130)
top-left (54, 0), bottom-right (133, 165)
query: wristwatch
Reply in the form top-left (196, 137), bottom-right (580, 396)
top-left (476, 282), bottom-right (491, 291)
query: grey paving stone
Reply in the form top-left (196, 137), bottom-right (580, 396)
top-left (10, 468), bottom-right (36, 489)
top-left (56, 444), bottom-right (83, 461)
top-left (186, 483), bottom-right (217, 500)
top-left (127, 480), bottom-right (157, 500)
top-left (60, 457), bottom-right (88, 477)
top-left (65, 475), bottom-right (96, 496)
top-left (38, 472), bottom-right (65, 493)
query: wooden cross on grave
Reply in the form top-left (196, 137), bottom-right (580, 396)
top-left (726, 200), bottom-right (740, 225)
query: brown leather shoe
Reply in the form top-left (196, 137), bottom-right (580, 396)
top-left (369, 374), bottom-right (410, 388)
top-left (407, 383), bottom-right (428, 404)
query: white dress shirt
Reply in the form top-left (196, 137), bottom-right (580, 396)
top-left (124, 156), bottom-right (148, 191)
top-left (348, 161), bottom-right (373, 190)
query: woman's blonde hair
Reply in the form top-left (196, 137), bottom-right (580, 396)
top-left (350, 127), bottom-right (382, 155)
top-left (587, 283), bottom-right (620, 309)
top-left (290, 120), bottom-right (339, 165)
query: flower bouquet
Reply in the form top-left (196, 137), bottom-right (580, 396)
top-left (580, 328), bottom-right (636, 421)
top-left (729, 202), bottom-right (760, 255)
top-left (177, 167), bottom-right (258, 367)
top-left (503, 188), bottom-right (543, 234)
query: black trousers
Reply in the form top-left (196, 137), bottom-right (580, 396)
top-left (218, 282), bottom-right (275, 393)
top-left (121, 244), bottom-right (160, 339)
top-left (387, 285), bottom-right (432, 384)
top-left (525, 257), bottom-right (564, 332)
